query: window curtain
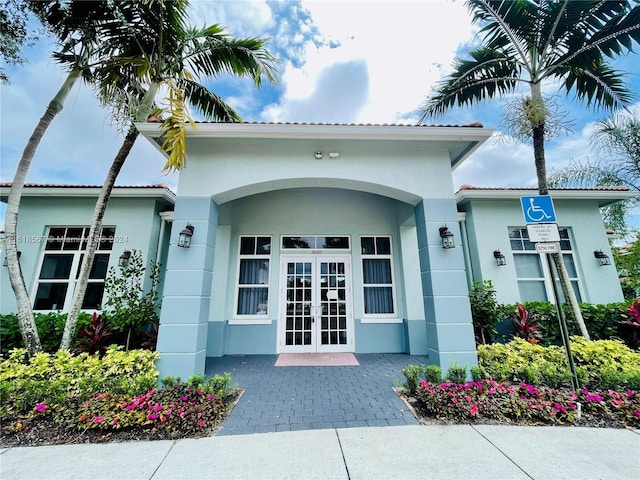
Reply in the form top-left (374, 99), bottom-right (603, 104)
top-left (363, 259), bottom-right (393, 314)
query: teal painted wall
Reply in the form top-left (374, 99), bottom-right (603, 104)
top-left (0, 195), bottom-right (171, 315)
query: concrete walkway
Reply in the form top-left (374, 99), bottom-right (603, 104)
top-left (2, 425), bottom-right (639, 479)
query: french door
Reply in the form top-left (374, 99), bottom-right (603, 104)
top-left (279, 255), bottom-right (353, 353)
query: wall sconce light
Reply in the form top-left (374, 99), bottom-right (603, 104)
top-left (118, 250), bottom-right (131, 268)
top-left (3, 251), bottom-right (21, 267)
top-left (439, 225), bottom-right (455, 249)
top-left (315, 151), bottom-right (323, 159)
top-left (178, 223), bottom-right (194, 248)
top-left (594, 250), bottom-right (611, 266)
top-left (493, 250), bottom-right (506, 266)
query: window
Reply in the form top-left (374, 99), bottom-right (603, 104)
top-left (282, 236), bottom-right (350, 250)
top-left (509, 227), bottom-right (582, 303)
top-left (361, 236), bottom-right (395, 316)
top-left (235, 236), bottom-right (271, 317)
top-left (34, 226), bottom-right (115, 310)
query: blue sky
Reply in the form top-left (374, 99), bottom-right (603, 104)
top-left (1, 0), bottom-right (639, 226)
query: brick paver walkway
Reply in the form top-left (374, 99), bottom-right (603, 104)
top-left (205, 354), bottom-right (427, 435)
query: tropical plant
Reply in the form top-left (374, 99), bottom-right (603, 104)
top-left (510, 304), bottom-right (542, 344)
top-left (60, 0), bottom-right (278, 349)
top-left (619, 299), bottom-right (640, 349)
top-left (613, 235), bottom-right (640, 300)
top-left (469, 280), bottom-right (504, 345)
top-left (0, 0), bottom-right (40, 84)
top-left (102, 250), bottom-right (160, 350)
top-left (549, 113), bottom-right (640, 233)
top-left (3, 0), bottom-right (161, 355)
top-left (73, 312), bottom-right (114, 356)
top-left (420, 0), bottom-right (640, 341)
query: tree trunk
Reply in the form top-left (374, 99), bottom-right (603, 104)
top-left (60, 125), bottom-right (140, 349)
top-left (529, 83), bottom-right (589, 339)
top-left (5, 70), bottom-right (80, 355)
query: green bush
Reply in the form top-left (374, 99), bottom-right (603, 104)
top-left (0, 346), bottom-right (159, 415)
top-left (0, 312), bottom-right (93, 355)
top-left (478, 338), bottom-right (640, 390)
top-left (503, 301), bottom-right (631, 347)
top-left (445, 362), bottom-right (467, 384)
top-left (469, 280), bottom-right (505, 345)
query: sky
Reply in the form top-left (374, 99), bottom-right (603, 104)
top-left (1, 0), bottom-right (639, 227)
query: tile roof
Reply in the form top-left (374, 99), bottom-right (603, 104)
top-left (0, 183), bottom-right (173, 191)
top-left (149, 119), bottom-right (485, 129)
top-left (457, 185), bottom-right (631, 192)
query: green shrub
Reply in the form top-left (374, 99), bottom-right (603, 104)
top-left (0, 346), bottom-right (159, 415)
top-left (0, 312), bottom-right (93, 355)
top-left (445, 362), bottom-right (467, 384)
top-left (402, 364), bottom-right (424, 394)
top-left (469, 280), bottom-right (505, 345)
top-left (478, 338), bottom-right (640, 391)
top-left (424, 365), bottom-right (442, 384)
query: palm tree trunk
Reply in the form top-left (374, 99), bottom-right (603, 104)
top-left (529, 85), bottom-right (590, 340)
top-left (5, 70), bottom-right (81, 355)
top-left (60, 125), bottom-right (140, 349)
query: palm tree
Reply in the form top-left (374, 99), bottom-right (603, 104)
top-left (3, 0), bottom-right (147, 355)
top-left (59, 0), bottom-right (277, 349)
top-left (420, 0), bottom-right (640, 339)
top-left (549, 113), bottom-right (640, 233)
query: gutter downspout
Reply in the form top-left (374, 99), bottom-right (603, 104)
top-left (457, 212), bottom-right (474, 288)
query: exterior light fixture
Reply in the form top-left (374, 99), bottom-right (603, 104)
top-left (439, 225), bottom-right (455, 249)
top-left (3, 250), bottom-right (21, 267)
top-left (118, 250), bottom-right (131, 268)
top-left (493, 250), bottom-right (507, 266)
top-left (178, 223), bottom-right (194, 248)
top-left (315, 151), bottom-right (323, 159)
top-left (594, 250), bottom-right (611, 266)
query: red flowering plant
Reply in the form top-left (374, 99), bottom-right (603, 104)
top-left (510, 304), bottom-right (541, 344)
top-left (619, 299), bottom-right (640, 349)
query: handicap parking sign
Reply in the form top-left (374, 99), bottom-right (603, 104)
top-left (521, 195), bottom-right (556, 223)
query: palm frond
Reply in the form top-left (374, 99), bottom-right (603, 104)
top-left (420, 47), bottom-right (520, 120)
top-left (181, 78), bottom-right (241, 122)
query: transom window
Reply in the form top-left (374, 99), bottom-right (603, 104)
top-left (235, 236), bottom-right (271, 317)
top-left (281, 236), bottom-right (350, 250)
top-left (34, 226), bottom-right (115, 311)
top-left (509, 227), bottom-right (581, 303)
top-left (361, 236), bottom-right (395, 316)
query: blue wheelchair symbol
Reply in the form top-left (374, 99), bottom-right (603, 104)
top-left (521, 195), bottom-right (556, 223)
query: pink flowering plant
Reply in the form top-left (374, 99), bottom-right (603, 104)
top-left (52, 373), bottom-right (233, 438)
top-left (413, 379), bottom-right (640, 427)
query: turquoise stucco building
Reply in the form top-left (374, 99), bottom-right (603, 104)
top-left (1, 123), bottom-right (634, 380)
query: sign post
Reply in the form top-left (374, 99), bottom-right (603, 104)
top-left (520, 196), bottom-right (580, 391)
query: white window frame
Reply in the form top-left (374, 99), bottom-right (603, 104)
top-left (231, 235), bottom-right (272, 325)
top-left (32, 226), bottom-right (115, 312)
top-left (360, 235), bottom-right (400, 324)
top-left (509, 226), bottom-right (582, 303)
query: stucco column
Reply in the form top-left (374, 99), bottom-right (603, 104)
top-left (414, 199), bottom-right (478, 374)
top-left (156, 197), bottom-right (218, 380)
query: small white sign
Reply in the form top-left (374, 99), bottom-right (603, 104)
top-left (527, 223), bottom-right (560, 243)
top-left (535, 242), bottom-right (560, 253)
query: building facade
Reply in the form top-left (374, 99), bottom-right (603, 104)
top-left (1, 123), bottom-right (633, 381)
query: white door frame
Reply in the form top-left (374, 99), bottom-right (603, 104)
top-left (278, 254), bottom-right (354, 353)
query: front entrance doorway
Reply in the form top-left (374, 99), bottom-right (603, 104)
top-left (278, 255), bottom-right (353, 353)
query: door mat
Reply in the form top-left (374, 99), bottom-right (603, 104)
top-left (275, 353), bottom-right (359, 367)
